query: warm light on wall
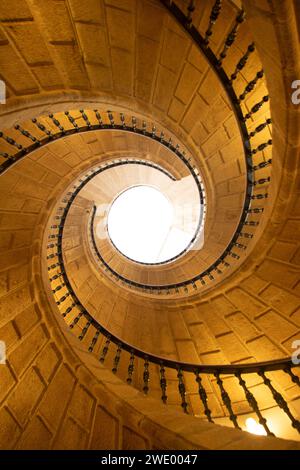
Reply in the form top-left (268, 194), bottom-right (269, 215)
top-left (245, 417), bottom-right (267, 436)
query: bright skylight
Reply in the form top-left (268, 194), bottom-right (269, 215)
top-left (107, 185), bottom-right (192, 264)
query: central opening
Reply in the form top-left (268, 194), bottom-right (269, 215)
top-left (107, 185), bottom-right (191, 264)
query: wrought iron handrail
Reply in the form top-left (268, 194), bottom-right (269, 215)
top-left (44, 1), bottom-right (299, 438)
top-left (35, 100), bottom-right (266, 294)
top-left (0, 1), bottom-right (273, 290)
top-left (46, 205), bottom-right (300, 437)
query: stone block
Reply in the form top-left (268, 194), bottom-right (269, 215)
top-left (8, 368), bottom-right (45, 426)
top-left (16, 416), bottom-right (52, 450)
top-left (0, 364), bottom-right (16, 403)
top-left (0, 285), bottom-right (33, 327)
top-left (106, 7), bottom-right (134, 50)
top-left (137, 0), bottom-right (164, 39)
top-left (260, 285), bottom-right (300, 315)
top-left (9, 324), bottom-right (48, 377)
top-left (53, 417), bottom-right (88, 450)
top-left (90, 405), bottom-right (119, 449)
top-left (38, 364), bottom-right (76, 431)
top-left (122, 426), bottom-right (148, 450)
top-left (76, 23), bottom-right (109, 65)
top-left (0, 43), bottom-right (38, 93)
top-left (0, 407), bottom-right (21, 449)
top-left (153, 65), bottom-right (176, 112)
top-left (225, 312), bottom-right (260, 342)
top-left (176, 339), bottom-right (200, 363)
top-left (246, 335), bottom-right (284, 361)
top-left (225, 288), bottom-right (267, 318)
top-left (68, 384), bottom-right (95, 430)
top-left (68, 0), bottom-right (104, 23)
top-left (35, 343), bottom-right (62, 383)
top-left (217, 332), bottom-right (251, 362)
top-left (181, 94), bottom-right (209, 134)
top-left (175, 62), bottom-right (202, 105)
top-left (111, 48), bottom-right (133, 95)
top-left (14, 304), bottom-right (40, 337)
top-left (160, 27), bottom-right (189, 75)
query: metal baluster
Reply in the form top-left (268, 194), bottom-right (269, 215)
top-left (239, 232), bottom-right (253, 239)
top-left (69, 310), bottom-right (83, 329)
top-left (120, 113), bottom-right (126, 128)
top-left (235, 372), bottom-right (274, 436)
top-left (52, 283), bottom-right (65, 293)
top-left (221, 259), bottom-right (230, 267)
top-left (100, 335), bottom-right (111, 363)
top-left (250, 193), bottom-right (268, 200)
top-left (94, 109), bottom-right (104, 127)
top-left (62, 302), bottom-right (76, 318)
top-left (80, 109), bottom-right (91, 128)
top-left (0, 132), bottom-right (23, 150)
top-left (48, 114), bottom-right (65, 133)
top-left (47, 251), bottom-right (61, 260)
top-left (259, 371), bottom-right (300, 433)
top-left (48, 262), bottom-right (60, 271)
top-left (127, 351), bottom-right (135, 384)
top-left (204, 0), bottom-right (222, 46)
top-left (250, 177), bottom-right (270, 186)
top-left (108, 111), bottom-right (115, 127)
top-left (132, 116), bottom-right (137, 131)
top-left (218, 10), bottom-right (245, 66)
top-left (284, 366), bottom-right (300, 387)
top-left (88, 329), bottom-right (100, 353)
top-left (14, 124), bottom-right (38, 143)
top-left (230, 43), bottom-right (255, 82)
top-left (251, 139), bottom-right (272, 155)
top-left (233, 242), bottom-right (246, 249)
top-left (160, 363), bottom-right (168, 404)
top-left (56, 292), bottom-right (70, 305)
top-left (214, 266), bottom-right (223, 274)
top-left (244, 221), bottom-right (259, 226)
top-left (243, 96), bottom-right (269, 121)
top-left (49, 272), bottom-right (64, 282)
top-left (112, 343), bottom-right (122, 374)
top-left (246, 207), bottom-right (264, 214)
top-left (78, 320), bottom-right (91, 340)
top-left (238, 70), bottom-right (264, 103)
top-left (0, 151), bottom-right (14, 160)
top-left (195, 370), bottom-right (214, 422)
top-left (177, 367), bottom-right (188, 413)
top-left (32, 118), bottom-right (53, 137)
top-left (249, 118), bottom-right (272, 138)
top-left (143, 356), bottom-right (150, 394)
top-left (151, 125), bottom-right (156, 138)
top-left (251, 159), bottom-right (272, 171)
top-left (214, 372), bottom-right (241, 429)
top-left (47, 242), bottom-right (58, 249)
top-left (186, 0), bottom-right (195, 28)
top-left (65, 111), bottom-right (78, 130)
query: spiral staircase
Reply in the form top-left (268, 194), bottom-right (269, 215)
top-left (0, 0), bottom-right (300, 450)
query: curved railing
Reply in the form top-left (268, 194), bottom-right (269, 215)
top-left (0, 0), bottom-right (272, 291)
top-left (46, 193), bottom-right (300, 438)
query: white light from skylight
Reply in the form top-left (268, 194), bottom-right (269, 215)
top-left (107, 185), bottom-right (191, 264)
